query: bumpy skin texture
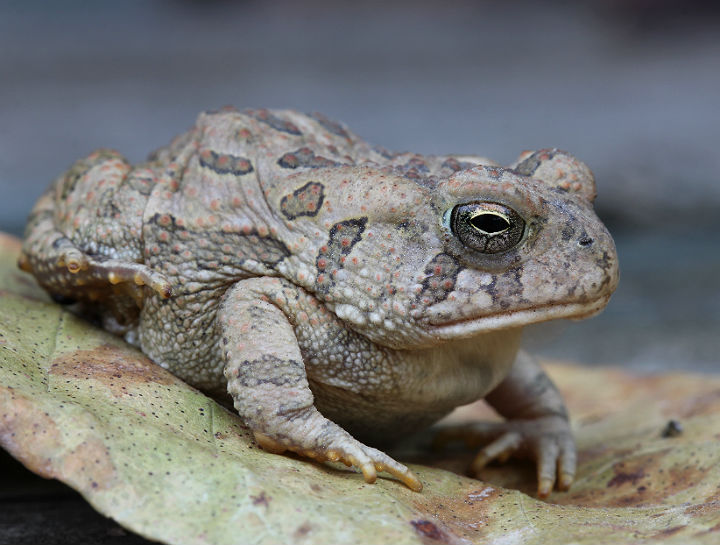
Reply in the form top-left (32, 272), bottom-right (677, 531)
top-left (20, 107), bottom-right (619, 497)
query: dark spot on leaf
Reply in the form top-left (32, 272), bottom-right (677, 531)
top-left (607, 470), bottom-right (646, 488)
top-left (411, 520), bottom-right (447, 542)
top-left (661, 419), bottom-right (683, 438)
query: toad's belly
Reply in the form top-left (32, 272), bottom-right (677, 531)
top-left (309, 381), bottom-right (454, 444)
top-left (309, 329), bottom-right (523, 445)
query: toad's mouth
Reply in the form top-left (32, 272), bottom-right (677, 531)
top-left (427, 294), bottom-right (612, 340)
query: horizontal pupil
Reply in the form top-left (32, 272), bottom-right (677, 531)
top-left (470, 213), bottom-right (510, 234)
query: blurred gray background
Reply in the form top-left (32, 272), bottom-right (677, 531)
top-left (1, 0), bottom-right (719, 375)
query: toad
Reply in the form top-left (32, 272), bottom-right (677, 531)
top-left (20, 108), bottom-right (618, 497)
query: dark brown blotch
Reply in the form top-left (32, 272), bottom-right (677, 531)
top-left (418, 253), bottom-right (461, 305)
top-left (308, 112), bottom-right (352, 139)
top-left (513, 149), bottom-right (558, 177)
top-left (395, 156), bottom-right (430, 181)
top-left (198, 149), bottom-right (254, 176)
top-left (441, 157), bottom-right (477, 172)
top-left (280, 181), bottom-right (326, 220)
top-left (315, 218), bottom-right (367, 292)
top-left (277, 148), bottom-right (340, 170)
top-left (127, 171), bottom-right (156, 196)
top-left (484, 266), bottom-right (526, 309)
top-left (247, 108), bottom-right (302, 135)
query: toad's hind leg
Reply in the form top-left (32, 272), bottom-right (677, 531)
top-left (19, 150), bottom-right (172, 306)
top-left (217, 276), bottom-right (422, 492)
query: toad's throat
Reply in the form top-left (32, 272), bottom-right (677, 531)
top-left (427, 295), bottom-right (612, 340)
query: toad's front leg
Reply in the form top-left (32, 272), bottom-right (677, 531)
top-left (217, 277), bottom-right (422, 492)
top-left (436, 351), bottom-right (575, 498)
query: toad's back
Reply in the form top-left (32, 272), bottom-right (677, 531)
top-left (19, 109), bottom-right (376, 325)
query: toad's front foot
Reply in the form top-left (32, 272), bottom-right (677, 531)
top-left (219, 278), bottom-right (422, 492)
top-left (252, 408), bottom-right (422, 492)
top-left (435, 415), bottom-right (575, 498)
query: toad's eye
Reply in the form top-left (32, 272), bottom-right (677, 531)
top-left (450, 202), bottom-right (525, 254)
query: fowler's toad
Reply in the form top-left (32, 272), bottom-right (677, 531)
top-left (20, 108), bottom-right (619, 497)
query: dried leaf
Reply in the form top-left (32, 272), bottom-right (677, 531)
top-left (1, 231), bottom-right (719, 544)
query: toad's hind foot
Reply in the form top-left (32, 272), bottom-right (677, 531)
top-left (94, 259), bottom-right (173, 299)
top-left (253, 430), bottom-right (423, 492)
top-left (21, 240), bottom-right (172, 302)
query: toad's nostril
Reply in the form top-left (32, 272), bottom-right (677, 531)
top-left (578, 236), bottom-right (594, 247)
